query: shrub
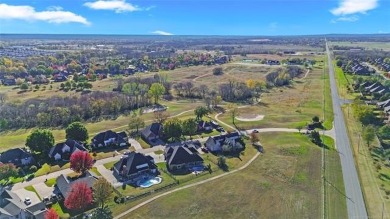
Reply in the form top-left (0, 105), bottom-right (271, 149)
top-left (29, 165), bottom-right (37, 172)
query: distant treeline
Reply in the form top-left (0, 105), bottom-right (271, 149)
top-left (0, 91), bottom-right (151, 130)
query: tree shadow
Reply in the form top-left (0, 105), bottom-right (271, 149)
top-left (324, 177), bottom-right (354, 203)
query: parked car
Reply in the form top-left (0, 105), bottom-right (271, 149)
top-left (252, 130), bottom-right (259, 133)
top-left (201, 147), bottom-right (209, 153)
top-left (24, 197), bottom-right (31, 205)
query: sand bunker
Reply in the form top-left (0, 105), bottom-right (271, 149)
top-left (236, 114), bottom-right (264, 121)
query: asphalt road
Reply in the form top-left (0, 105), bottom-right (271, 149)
top-left (326, 41), bottom-right (368, 219)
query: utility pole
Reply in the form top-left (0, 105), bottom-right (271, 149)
top-left (358, 134), bottom-right (362, 154)
top-left (382, 202), bottom-right (384, 219)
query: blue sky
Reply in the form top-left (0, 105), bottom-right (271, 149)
top-left (0, 0), bottom-right (389, 35)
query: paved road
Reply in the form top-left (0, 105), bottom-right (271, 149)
top-left (326, 41), bottom-right (368, 219)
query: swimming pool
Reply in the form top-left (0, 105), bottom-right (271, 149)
top-left (138, 176), bottom-right (162, 188)
top-left (190, 166), bottom-right (205, 172)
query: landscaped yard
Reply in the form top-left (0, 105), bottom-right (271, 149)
top-left (123, 132), bottom-right (346, 219)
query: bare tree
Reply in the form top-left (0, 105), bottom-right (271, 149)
top-left (154, 111), bottom-right (170, 123)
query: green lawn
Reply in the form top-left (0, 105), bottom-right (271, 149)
top-left (126, 133), bottom-right (342, 219)
top-left (103, 161), bottom-right (117, 170)
top-left (45, 178), bottom-right (57, 187)
top-left (35, 163), bottom-right (70, 177)
top-left (90, 167), bottom-right (102, 176)
top-left (51, 202), bottom-right (70, 219)
top-left (25, 185), bottom-right (41, 200)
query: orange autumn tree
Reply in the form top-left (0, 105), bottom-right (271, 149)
top-left (64, 182), bottom-right (93, 211)
top-left (70, 151), bottom-right (94, 174)
top-left (44, 208), bottom-right (59, 219)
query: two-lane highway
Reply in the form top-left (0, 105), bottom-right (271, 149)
top-left (326, 41), bottom-right (368, 219)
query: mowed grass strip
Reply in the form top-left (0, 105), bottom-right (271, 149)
top-left (342, 105), bottom-right (390, 218)
top-left (127, 133), bottom-right (331, 219)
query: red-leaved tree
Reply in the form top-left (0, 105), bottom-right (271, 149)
top-left (70, 151), bottom-right (93, 174)
top-left (44, 208), bottom-right (59, 219)
top-left (64, 182), bottom-right (93, 211)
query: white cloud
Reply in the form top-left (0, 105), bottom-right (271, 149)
top-left (0, 3), bottom-right (90, 25)
top-left (46, 6), bottom-right (63, 11)
top-left (84, 0), bottom-right (140, 13)
top-left (331, 0), bottom-right (378, 16)
top-left (331, 15), bottom-right (360, 23)
top-left (151, 30), bottom-right (173, 36)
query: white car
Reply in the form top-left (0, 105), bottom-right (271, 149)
top-left (24, 197), bottom-right (31, 205)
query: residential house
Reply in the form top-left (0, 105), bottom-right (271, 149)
top-left (266, 60), bottom-right (280, 65)
top-left (370, 84), bottom-right (386, 94)
top-left (91, 130), bottom-right (128, 148)
top-left (365, 82), bottom-right (382, 92)
top-left (351, 64), bottom-right (372, 75)
top-left (0, 148), bottom-right (34, 167)
top-left (55, 171), bottom-right (98, 199)
top-left (378, 99), bottom-right (390, 108)
top-left (141, 123), bottom-right (163, 143)
top-left (197, 120), bottom-right (213, 132)
top-left (164, 143), bottom-right (204, 172)
top-left (0, 188), bottom-right (47, 219)
top-left (113, 152), bottom-right (157, 181)
top-left (205, 132), bottom-right (241, 152)
top-left (2, 78), bottom-right (16, 86)
top-left (383, 106), bottom-right (390, 116)
top-left (48, 139), bottom-right (87, 161)
top-left (53, 73), bottom-right (68, 82)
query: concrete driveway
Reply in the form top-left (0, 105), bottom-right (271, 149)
top-left (33, 183), bottom-right (54, 199)
top-left (13, 188), bottom-right (41, 205)
top-left (129, 138), bottom-right (142, 151)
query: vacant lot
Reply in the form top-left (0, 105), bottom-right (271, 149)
top-left (126, 133), bottom-right (345, 219)
top-left (218, 61), bottom-right (333, 130)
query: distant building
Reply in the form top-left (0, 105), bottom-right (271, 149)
top-left (141, 123), bottom-right (163, 143)
top-left (0, 148), bottom-right (34, 167)
top-left (48, 139), bottom-right (87, 161)
top-left (204, 132), bottom-right (241, 152)
top-left (91, 130), bottom-right (128, 148)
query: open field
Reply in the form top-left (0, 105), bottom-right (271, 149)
top-left (125, 132), bottom-right (345, 219)
top-left (342, 105), bottom-right (390, 218)
top-left (217, 59), bottom-right (334, 130)
top-left (233, 53), bottom-right (324, 62)
top-left (329, 41), bottom-right (390, 51)
top-left (0, 78), bottom-right (117, 102)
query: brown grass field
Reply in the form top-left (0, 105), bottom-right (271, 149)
top-left (217, 62), bottom-right (333, 130)
top-left (120, 133), bottom-right (346, 219)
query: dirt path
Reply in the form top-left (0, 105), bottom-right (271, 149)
top-left (193, 73), bottom-right (212, 81)
top-left (114, 151), bottom-right (261, 219)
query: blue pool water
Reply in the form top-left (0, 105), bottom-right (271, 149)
top-left (138, 176), bottom-right (162, 188)
top-left (190, 166), bottom-right (205, 172)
